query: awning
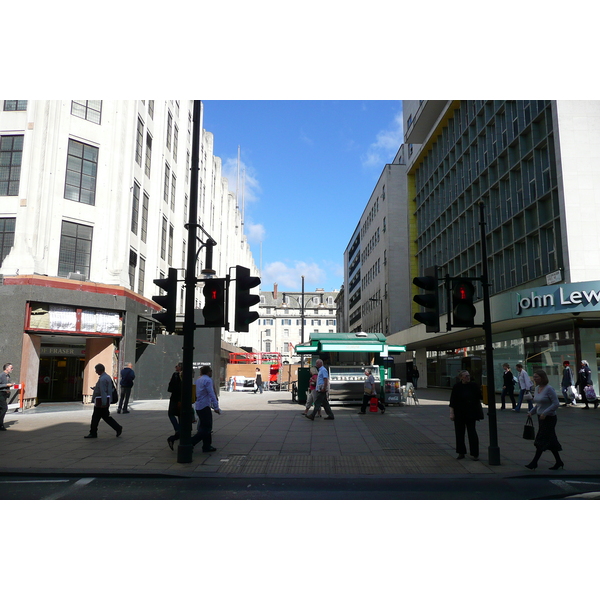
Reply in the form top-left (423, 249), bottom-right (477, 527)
top-left (296, 343), bottom-right (319, 354)
top-left (294, 333), bottom-right (406, 356)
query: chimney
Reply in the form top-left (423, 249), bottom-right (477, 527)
top-left (273, 283), bottom-right (278, 299)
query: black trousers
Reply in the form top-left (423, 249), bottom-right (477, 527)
top-left (118, 386), bottom-right (132, 411)
top-left (0, 396), bottom-right (7, 426)
top-left (500, 387), bottom-right (516, 409)
top-left (191, 406), bottom-right (213, 450)
top-left (454, 417), bottom-right (479, 457)
top-left (310, 391), bottom-right (333, 418)
top-left (89, 406), bottom-right (121, 435)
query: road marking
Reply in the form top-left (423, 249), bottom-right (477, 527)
top-left (0, 480), bottom-right (71, 484)
top-left (564, 491), bottom-right (600, 499)
top-left (43, 477), bottom-right (95, 500)
top-left (550, 480), bottom-right (578, 494)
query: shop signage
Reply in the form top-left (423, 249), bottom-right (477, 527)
top-left (512, 281), bottom-right (600, 317)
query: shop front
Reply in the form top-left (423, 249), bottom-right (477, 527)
top-left (407, 280), bottom-right (600, 395)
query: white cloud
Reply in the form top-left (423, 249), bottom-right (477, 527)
top-left (261, 261), bottom-right (327, 290)
top-left (222, 157), bottom-right (261, 203)
top-left (245, 221), bottom-right (266, 244)
top-left (361, 109), bottom-right (404, 168)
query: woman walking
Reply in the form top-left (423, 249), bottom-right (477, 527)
top-left (525, 370), bottom-right (564, 470)
top-left (576, 359), bottom-right (597, 410)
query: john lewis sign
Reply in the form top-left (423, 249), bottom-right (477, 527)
top-left (510, 281), bottom-right (600, 317)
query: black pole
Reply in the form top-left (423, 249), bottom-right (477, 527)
top-left (300, 275), bottom-right (305, 368)
top-left (177, 100), bottom-right (202, 464)
top-left (479, 201), bottom-right (500, 465)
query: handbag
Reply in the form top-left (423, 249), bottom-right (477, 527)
top-left (523, 415), bottom-right (535, 440)
top-left (111, 380), bottom-right (119, 404)
top-left (584, 385), bottom-right (596, 400)
top-left (523, 391), bottom-right (533, 401)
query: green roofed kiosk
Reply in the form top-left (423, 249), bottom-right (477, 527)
top-left (294, 333), bottom-right (406, 405)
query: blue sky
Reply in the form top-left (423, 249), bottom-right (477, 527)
top-left (202, 100), bottom-right (403, 294)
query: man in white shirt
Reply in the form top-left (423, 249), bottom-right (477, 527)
top-left (306, 359), bottom-right (334, 421)
top-left (514, 363), bottom-right (533, 413)
top-left (191, 365), bottom-right (221, 452)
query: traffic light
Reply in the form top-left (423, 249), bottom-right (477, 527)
top-left (152, 267), bottom-right (178, 333)
top-left (413, 265), bottom-right (439, 333)
top-left (452, 279), bottom-right (477, 327)
top-left (234, 265), bottom-right (261, 332)
top-left (202, 278), bottom-right (227, 328)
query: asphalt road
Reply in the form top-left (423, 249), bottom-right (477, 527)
top-left (2, 473), bottom-right (600, 500)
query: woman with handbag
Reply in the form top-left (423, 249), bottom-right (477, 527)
top-left (525, 370), bottom-right (563, 470)
top-left (576, 360), bottom-right (597, 410)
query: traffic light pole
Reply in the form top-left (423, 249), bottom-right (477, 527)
top-left (177, 99), bottom-right (203, 464)
top-left (479, 201), bottom-right (500, 465)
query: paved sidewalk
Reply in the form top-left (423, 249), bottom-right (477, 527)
top-left (1, 388), bottom-right (599, 477)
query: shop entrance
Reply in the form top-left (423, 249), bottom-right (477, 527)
top-left (38, 355), bottom-right (85, 402)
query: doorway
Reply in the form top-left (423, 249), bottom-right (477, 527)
top-left (38, 356), bottom-right (85, 402)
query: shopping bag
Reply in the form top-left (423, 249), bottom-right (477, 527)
top-left (523, 415), bottom-right (535, 440)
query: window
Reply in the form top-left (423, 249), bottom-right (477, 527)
top-left (168, 223), bottom-right (174, 264)
top-left (170, 174), bottom-right (176, 211)
top-left (64, 139), bottom-right (98, 205)
top-left (0, 135), bottom-right (23, 196)
top-left (3, 101), bottom-right (27, 111)
top-left (164, 163), bottom-right (170, 202)
top-left (283, 329), bottom-right (289, 337)
top-left (141, 193), bottom-right (149, 242)
top-left (265, 329), bottom-right (271, 336)
top-left (0, 217), bottom-right (16, 266)
top-left (148, 100), bottom-right (154, 119)
top-left (265, 342), bottom-right (271, 352)
top-left (58, 221), bottom-right (93, 278)
top-left (129, 249), bottom-right (137, 289)
top-left (166, 111), bottom-right (172, 150)
top-left (138, 256), bottom-right (146, 295)
top-left (160, 217), bottom-right (167, 260)
top-left (71, 101), bottom-right (102, 124)
top-left (131, 182), bottom-right (140, 235)
top-left (135, 117), bottom-right (144, 165)
top-left (145, 134), bottom-right (152, 177)
top-left (173, 125), bottom-right (178, 163)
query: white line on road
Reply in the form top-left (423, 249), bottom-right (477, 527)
top-left (550, 480), bottom-right (578, 494)
top-left (43, 477), bottom-right (96, 500)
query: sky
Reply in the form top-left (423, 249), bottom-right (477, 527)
top-left (203, 100), bottom-right (403, 294)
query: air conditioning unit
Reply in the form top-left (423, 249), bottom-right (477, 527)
top-left (68, 272), bottom-right (86, 281)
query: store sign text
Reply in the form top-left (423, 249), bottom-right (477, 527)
top-left (516, 286), bottom-right (600, 315)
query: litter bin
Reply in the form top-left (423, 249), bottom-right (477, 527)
top-left (384, 379), bottom-right (401, 404)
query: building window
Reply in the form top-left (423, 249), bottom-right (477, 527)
top-left (0, 217), bottom-right (16, 266)
top-left (131, 182), bottom-right (140, 235)
top-left (161, 217), bottom-right (167, 260)
top-left (164, 163), bottom-right (170, 202)
top-left (71, 100), bottom-right (102, 125)
top-left (145, 134), bottom-right (152, 177)
top-left (166, 111), bottom-right (172, 150)
top-left (168, 223), bottom-right (174, 264)
top-left (0, 135), bottom-right (23, 196)
top-left (283, 329), bottom-right (290, 337)
top-left (64, 139), bottom-right (98, 205)
top-left (148, 100), bottom-right (154, 119)
top-left (58, 221), bottom-right (93, 278)
top-left (265, 342), bottom-right (271, 352)
top-left (170, 174), bottom-right (176, 211)
top-left (265, 329), bottom-right (271, 336)
top-left (135, 117), bottom-right (144, 165)
top-left (141, 193), bottom-right (149, 242)
top-left (129, 249), bottom-right (137, 290)
top-left (3, 101), bottom-right (27, 111)
top-left (173, 125), bottom-right (179, 163)
top-left (138, 256), bottom-right (146, 295)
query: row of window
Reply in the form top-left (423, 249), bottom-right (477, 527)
top-left (260, 319), bottom-right (336, 326)
top-left (361, 226), bottom-right (380, 264)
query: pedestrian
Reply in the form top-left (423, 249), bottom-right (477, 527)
top-left (500, 363), bottom-right (516, 410)
top-left (167, 363), bottom-right (183, 450)
top-left (560, 360), bottom-right (575, 407)
top-left (306, 359), bottom-right (334, 421)
top-left (117, 361), bottom-right (135, 413)
top-left (302, 367), bottom-right (321, 417)
top-left (191, 365), bottom-right (221, 453)
top-left (413, 366), bottom-right (420, 389)
top-left (525, 370), bottom-right (564, 470)
top-left (0, 363), bottom-right (14, 431)
top-left (85, 364), bottom-right (122, 438)
top-left (358, 368), bottom-right (385, 414)
top-left (449, 370), bottom-right (484, 460)
top-left (514, 363), bottom-right (533, 413)
top-left (576, 359), bottom-right (597, 410)
top-left (253, 367), bottom-right (263, 394)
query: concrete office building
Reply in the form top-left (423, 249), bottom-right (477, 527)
top-left (387, 100), bottom-right (600, 393)
top-left (342, 145), bottom-right (412, 340)
top-left (0, 100), bottom-right (258, 404)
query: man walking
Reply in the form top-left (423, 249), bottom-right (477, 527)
top-left (191, 365), bottom-right (221, 453)
top-left (307, 359), bottom-right (334, 421)
top-left (0, 363), bottom-right (14, 431)
top-left (85, 364), bottom-right (123, 438)
top-left (118, 362), bottom-right (135, 413)
top-left (514, 363), bottom-right (533, 413)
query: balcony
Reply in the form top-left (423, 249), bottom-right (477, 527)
top-left (404, 100), bottom-right (450, 144)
